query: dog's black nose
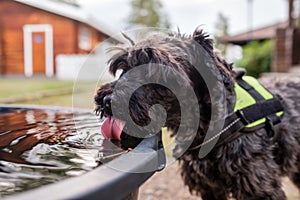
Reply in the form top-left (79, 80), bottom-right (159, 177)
top-left (103, 95), bottom-right (111, 109)
top-left (100, 95), bottom-right (112, 117)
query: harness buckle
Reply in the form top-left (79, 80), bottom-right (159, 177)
top-left (236, 110), bottom-right (250, 125)
top-left (266, 116), bottom-right (280, 142)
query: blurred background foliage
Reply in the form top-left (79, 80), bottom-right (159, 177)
top-left (236, 40), bottom-right (274, 77)
top-left (128, 0), bottom-right (171, 28)
top-left (214, 12), bottom-right (229, 55)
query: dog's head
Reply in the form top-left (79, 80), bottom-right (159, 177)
top-left (95, 28), bottom-right (234, 150)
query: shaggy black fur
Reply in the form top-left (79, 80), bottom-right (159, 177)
top-left (95, 28), bottom-right (300, 199)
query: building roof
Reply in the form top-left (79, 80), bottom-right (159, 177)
top-left (14, 0), bottom-right (123, 43)
top-left (219, 21), bottom-right (289, 45)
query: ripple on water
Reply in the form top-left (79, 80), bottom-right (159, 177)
top-left (0, 107), bottom-right (122, 197)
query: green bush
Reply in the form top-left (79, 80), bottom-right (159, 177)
top-left (236, 40), bottom-right (274, 77)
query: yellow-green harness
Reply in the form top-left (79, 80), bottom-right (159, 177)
top-left (234, 76), bottom-right (284, 129)
top-left (214, 71), bottom-right (285, 147)
top-left (189, 70), bottom-right (285, 151)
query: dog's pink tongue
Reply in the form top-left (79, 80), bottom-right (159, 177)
top-left (101, 117), bottom-right (126, 140)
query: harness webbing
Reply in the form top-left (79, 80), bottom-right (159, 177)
top-left (190, 72), bottom-right (285, 150)
top-left (235, 77), bottom-right (283, 128)
top-left (216, 75), bottom-right (284, 146)
top-left (236, 77), bottom-right (265, 102)
top-left (235, 98), bottom-right (283, 125)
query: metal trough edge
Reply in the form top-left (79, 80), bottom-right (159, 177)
top-left (5, 137), bottom-right (159, 200)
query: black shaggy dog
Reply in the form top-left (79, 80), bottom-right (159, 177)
top-left (95, 28), bottom-right (300, 199)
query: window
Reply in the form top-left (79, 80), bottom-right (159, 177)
top-left (79, 26), bottom-right (92, 51)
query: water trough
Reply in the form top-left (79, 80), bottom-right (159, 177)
top-left (0, 105), bottom-right (165, 200)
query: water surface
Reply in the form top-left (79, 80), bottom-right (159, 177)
top-left (0, 107), bottom-right (121, 197)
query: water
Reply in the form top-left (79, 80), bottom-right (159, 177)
top-left (0, 107), bottom-right (122, 197)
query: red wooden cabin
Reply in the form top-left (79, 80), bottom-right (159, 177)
top-left (0, 0), bottom-right (119, 77)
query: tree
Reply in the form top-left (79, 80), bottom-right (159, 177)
top-left (214, 12), bottom-right (229, 55)
top-left (128, 0), bottom-right (171, 28)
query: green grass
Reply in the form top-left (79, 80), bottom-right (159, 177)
top-left (0, 79), bottom-right (74, 98)
top-left (0, 79), bottom-right (102, 109)
top-left (22, 90), bottom-right (97, 109)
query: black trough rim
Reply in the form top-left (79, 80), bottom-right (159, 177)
top-left (1, 105), bottom-right (165, 200)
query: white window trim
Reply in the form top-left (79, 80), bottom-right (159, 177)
top-left (79, 26), bottom-right (92, 51)
top-left (23, 24), bottom-right (53, 77)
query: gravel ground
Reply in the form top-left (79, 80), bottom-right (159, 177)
top-left (139, 157), bottom-right (300, 200)
top-left (139, 161), bottom-right (199, 200)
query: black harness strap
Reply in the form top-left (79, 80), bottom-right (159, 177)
top-left (236, 98), bottom-right (283, 125)
top-left (235, 77), bottom-right (282, 127)
top-left (236, 78), bottom-right (265, 101)
top-left (214, 113), bottom-right (245, 147)
top-left (215, 99), bottom-right (283, 147)
top-left (215, 78), bottom-right (284, 147)
top-left (190, 73), bottom-right (285, 151)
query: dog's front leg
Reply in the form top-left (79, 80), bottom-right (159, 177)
top-left (227, 152), bottom-right (286, 200)
top-left (198, 184), bottom-right (227, 200)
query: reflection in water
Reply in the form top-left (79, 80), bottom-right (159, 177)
top-left (0, 107), bottom-right (122, 197)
